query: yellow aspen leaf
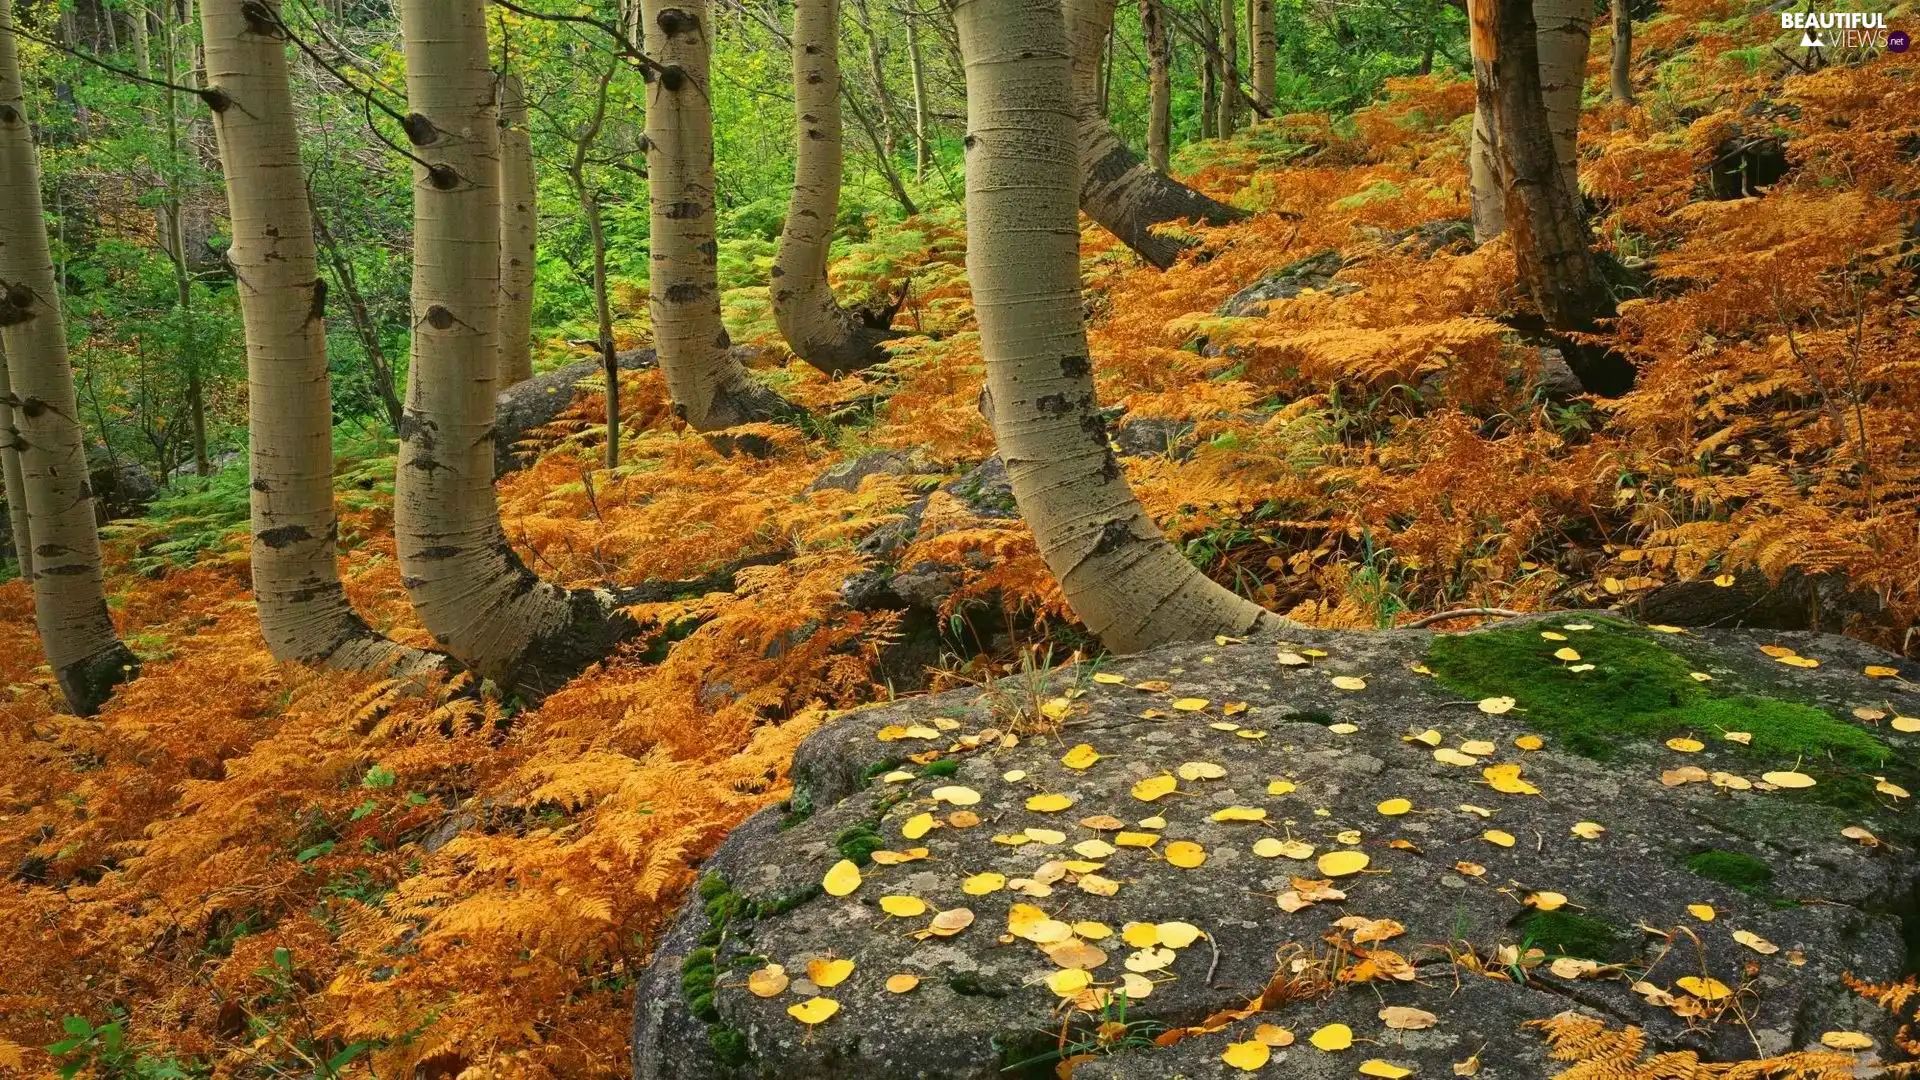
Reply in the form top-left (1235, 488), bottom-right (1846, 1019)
top-left (1820, 1031), bottom-right (1874, 1050)
top-left (1433, 748), bottom-right (1478, 766)
top-left (1688, 904), bottom-right (1715, 921)
top-left (879, 895), bottom-right (926, 917)
top-left (1165, 841), bottom-right (1207, 868)
top-left (1540, 631), bottom-right (1567, 641)
top-left (1483, 763), bottom-right (1539, 795)
top-left (1317, 850), bottom-right (1369, 877)
top-left (1891, 716), bottom-right (1920, 733)
top-left (1360, 1061), bottom-right (1412, 1079)
top-left (1039, 698), bottom-right (1073, 721)
top-left (1377, 798), bottom-right (1412, 816)
top-left (1328, 723), bottom-right (1359, 734)
top-left (1268, 779), bottom-right (1298, 794)
top-left (1570, 821), bottom-right (1605, 839)
top-left (1711, 772), bottom-right (1752, 791)
top-left (1460, 739), bottom-right (1497, 757)
top-left (870, 847), bottom-right (929, 865)
top-left (1514, 734), bottom-right (1544, 750)
top-left (1224, 701), bottom-right (1249, 716)
top-left (1330, 676), bottom-right (1367, 690)
top-left (1212, 806), bottom-right (1267, 822)
top-left (1455, 1053), bottom-right (1482, 1076)
top-left (1409, 728), bottom-right (1443, 746)
top-left (1119, 972), bottom-right (1155, 999)
top-left (1483, 830), bottom-right (1516, 847)
top-left (1114, 831), bottom-right (1159, 847)
top-left (1665, 737), bottom-right (1705, 753)
top-left (822, 859), bottom-right (862, 896)
top-left (1733, 929), bottom-right (1779, 954)
top-left (1877, 777), bottom-right (1910, 798)
top-left (1309, 1023), bottom-right (1354, 1051)
top-left (1123, 946), bottom-right (1176, 972)
top-left (962, 872), bottom-right (1006, 895)
top-left (1661, 766), bottom-right (1709, 786)
top-left (1458, 804), bottom-right (1493, 818)
top-left (1528, 891), bottom-right (1568, 911)
top-left (1690, 672), bottom-right (1713, 682)
top-left (1864, 665), bottom-right (1901, 678)
top-left (1649, 625), bottom-right (1685, 634)
top-left (901, 812), bottom-right (935, 839)
top-left (1304, 649), bottom-right (1329, 658)
top-left (1676, 976), bottom-right (1732, 1000)
top-left (1777, 655), bottom-right (1820, 668)
top-left (881, 769), bottom-right (914, 783)
top-left (1209, 721), bottom-right (1241, 731)
top-left (926, 908), bottom-right (975, 936)
top-left (931, 785), bottom-right (981, 806)
top-left (1024, 827), bottom-right (1066, 844)
top-left (1723, 730), bottom-right (1753, 744)
top-left (1455, 861), bottom-right (1486, 877)
top-left (787, 997), bottom-right (839, 1024)
top-left (1002, 769), bottom-right (1029, 782)
top-left (1178, 761), bottom-right (1227, 780)
top-left (1077, 874), bottom-right (1120, 896)
top-left (1060, 744), bottom-right (1102, 769)
top-left (1553, 648), bottom-right (1581, 662)
top-left (1714, 574), bottom-right (1736, 587)
top-left (1478, 696), bottom-right (1515, 715)
top-left (807, 958), bottom-right (854, 987)
top-left (1759, 645), bottom-right (1797, 658)
top-left (1138, 815), bottom-right (1166, 828)
top-left (1237, 729), bottom-right (1268, 740)
top-left (1121, 922), bottom-right (1161, 947)
top-left (1133, 680), bottom-right (1173, 692)
top-left (1172, 697), bottom-right (1210, 712)
top-left (1131, 774), bottom-right (1178, 801)
top-left (1564, 622), bottom-right (1594, 631)
top-left (1073, 920), bottom-right (1112, 939)
top-left (1074, 839), bottom-right (1117, 859)
top-left (1046, 969), bottom-right (1092, 997)
top-left (1276, 651), bottom-right (1310, 666)
top-left (1379, 1006), bottom-right (1437, 1030)
top-left (747, 964), bottom-right (789, 997)
top-left (1763, 771), bottom-right (1817, 788)
top-left (1255, 1023), bottom-right (1295, 1046)
top-left (1026, 793), bottom-right (1074, 812)
top-left (885, 973), bottom-right (920, 993)
top-left (1221, 1041), bottom-right (1270, 1071)
top-left (1091, 672), bottom-right (1126, 684)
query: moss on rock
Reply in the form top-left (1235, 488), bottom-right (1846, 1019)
top-left (1685, 848), bottom-right (1774, 893)
top-left (1517, 909), bottom-right (1623, 962)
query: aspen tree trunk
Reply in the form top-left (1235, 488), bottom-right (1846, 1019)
top-left (1198, 8), bottom-right (1217, 139)
top-left (567, 62), bottom-right (620, 466)
top-left (773, 0), bottom-right (902, 376)
top-left (200, 0), bottom-right (441, 673)
top-left (395, 0), bottom-right (637, 693)
top-left (496, 73), bottom-right (537, 388)
top-left (159, 5), bottom-right (211, 477)
top-left (1250, 0), bottom-right (1274, 109)
top-left (1473, 0), bottom-right (1633, 395)
top-left (0, 0), bottom-right (140, 715)
top-left (849, 0), bottom-right (897, 157)
top-left (1609, 0), bottom-right (1633, 104)
top-left (1, 345), bottom-right (31, 579)
top-left (1142, 0), bottom-right (1171, 173)
top-left (1534, 0), bottom-right (1587, 208)
top-left (1215, 0), bottom-right (1237, 137)
top-left (642, 0), bottom-right (795, 430)
top-left (953, 0), bottom-right (1282, 652)
top-left (906, 14), bottom-right (931, 182)
top-left (1067, 0), bottom-right (1245, 271)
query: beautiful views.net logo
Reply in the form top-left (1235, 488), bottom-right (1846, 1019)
top-left (1779, 10), bottom-right (1909, 51)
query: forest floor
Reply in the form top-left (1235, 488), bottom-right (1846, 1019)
top-left (2, 0), bottom-right (1918, 1075)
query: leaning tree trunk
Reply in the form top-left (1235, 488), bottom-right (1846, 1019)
top-left (954, 0), bottom-right (1283, 652)
top-left (1249, 0), bottom-right (1274, 110)
top-left (1473, 0), bottom-right (1634, 396)
top-left (1142, 0), bottom-right (1171, 173)
top-left (394, 0), bottom-right (640, 694)
top-left (1067, 0), bottom-right (1246, 271)
top-left (496, 73), bottom-right (537, 388)
top-left (773, 0), bottom-right (904, 377)
top-left (0, 0), bottom-right (140, 715)
top-left (1468, 0), bottom-right (1586, 242)
top-left (642, 0), bottom-right (795, 430)
top-left (1609, 0), bottom-right (1634, 104)
top-left (200, 0), bottom-right (444, 673)
top-left (1215, 0), bottom-right (1237, 137)
top-left (1, 345), bottom-right (32, 579)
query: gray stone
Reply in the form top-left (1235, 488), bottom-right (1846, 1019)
top-left (492, 348), bottom-right (661, 478)
top-left (1217, 251), bottom-right (1358, 318)
top-left (1112, 418), bottom-right (1198, 460)
top-left (808, 450), bottom-right (939, 494)
top-left (631, 616), bottom-right (1919, 1080)
top-left (943, 456), bottom-right (1017, 519)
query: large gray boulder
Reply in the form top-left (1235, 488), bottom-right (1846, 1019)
top-left (492, 348), bottom-right (658, 477)
top-left (632, 616), bottom-right (1918, 1080)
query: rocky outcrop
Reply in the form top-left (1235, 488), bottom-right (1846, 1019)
top-left (492, 349), bottom-right (658, 478)
top-left (1216, 251), bottom-right (1357, 318)
top-left (632, 616), bottom-right (1918, 1079)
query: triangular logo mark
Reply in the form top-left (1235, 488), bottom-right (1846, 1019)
top-left (1800, 29), bottom-right (1823, 47)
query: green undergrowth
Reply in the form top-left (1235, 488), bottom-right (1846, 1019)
top-left (1516, 909), bottom-right (1625, 963)
top-left (1685, 849), bottom-right (1775, 894)
top-left (1424, 621), bottom-right (1888, 774)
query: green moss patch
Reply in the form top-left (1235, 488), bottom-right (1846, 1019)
top-left (1517, 909), bottom-right (1623, 962)
top-left (1425, 621), bottom-right (1887, 768)
top-left (1685, 848), bottom-right (1774, 894)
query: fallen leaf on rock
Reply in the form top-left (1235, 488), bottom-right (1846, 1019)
top-left (1121, 922), bottom-right (1160, 947)
top-left (1894, 716), bottom-right (1920, 733)
top-left (1483, 763), bottom-right (1540, 796)
top-left (1666, 737), bottom-right (1705, 753)
top-left (1688, 904), bottom-right (1716, 921)
top-left (1528, 891), bottom-right (1568, 911)
top-left (870, 847), bottom-right (929, 865)
top-left (1732, 929), bottom-right (1780, 954)
top-left (1075, 839), bottom-right (1117, 859)
top-left (1026, 793), bottom-right (1074, 813)
top-left (1276, 652), bottom-right (1310, 666)
top-left (1483, 830), bottom-right (1516, 847)
top-left (1570, 821), bottom-right (1605, 839)
top-left (1676, 976), bottom-right (1732, 1001)
top-left (1328, 723), bottom-right (1359, 734)
top-left (1225, 701), bottom-right (1250, 716)
top-left (1157, 921), bottom-right (1202, 948)
top-left (787, 997), bottom-right (839, 1024)
top-left (1132, 775), bottom-right (1178, 802)
top-left (1762, 771), bottom-right (1817, 789)
top-left (1361, 1061), bottom-right (1412, 1079)
top-left (1690, 672), bottom-right (1713, 682)
top-left (1074, 920), bottom-right (1112, 939)
top-left (1863, 665), bottom-right (1901, 679)
top-left (1078, 874), bottom-right (1120, 896)
top-left (1478, 697), bottom-right (1515, 715)
top-left (808, 958), bottom-right (854, 988)
top-left (1124, 947), bottom-right (1176, 972)
top-left (1091, 672), bottom-right (1126, 684)
top-left (1044, 939), bottom-right (1108, 971)
top-left (1554, 648), bottom-right (1582, 662)
top-left (1661, 766), bottom-right (1709, 786)
top-left (1777, 655), bottom-right (1820, 669)
top-left (1458, 804), bottom-right (1493, 818)
top-left (1820, 1031), bottom-right (1874, 1050)
top-left (1310, 1023), bottom-right (1354, 1051)
top-left (886, 973), bottom-right (919, 993)
top-left (1268, 779), bottom-right (1298, 794)
top-left (1040, 698), bottom-right (1073, 721)
top-left (1165, 840), bottom-right (1207, 868)
top-left (1455, 1052), bottom-right (1482, 1076)
top-left (1876, 778), bottom-right (1910, 798)
top-left (1133, 680), bottom-right (1172, 692)
top-left (1047, 968), bottom-right (1092, 997)
top-left (1380, 1006), bottom-right (1437, 1030)
top-left (1460, 739), bottom-right (1497, 757)
top-left (1172, 697), bottom-right (1210, 712)
top-left (1178, 761), bottom-right (1228, 781)
top-left (1115, 831), bottom-right (1159, 847)
top-left (1061, 744), bottom-right (1102, 770)
top-left (1377, 798), bottom-right (1412, 816)
top-left (1212, 806), bottom-right (1268, 822)
top-left (1515, 734), bottom-right (1544, 751)
top-left (1455, 861), bottom-right (1486, 877)
top-left (924, 908), bottom-right (974, 936)
top-left (1222, 1041), bottom-right (1270, 1071)
top-left (1255, 1024), bottom-right (1295, 1046)
top-left (1003, 769), bottom-right (1029, 782)
top-left (1025, 827), bottom-right (1066, 844)
top-left (747, 964), bottom-right (789, 997)
top-left (932, 785), bottom-right (981, 806)
top-left (822, 859), bottom-right (862, 896)
top-left (880, 895), bottom-right (926, 917)
top-left (881, 769), bottom-right (914, 783)
top-left (1318, 850), bottom-right (1370, 876)
top-left (1550, 957), bottom-right (1601, 979)
top-left (1331, 676), bottom-right (1368, 691)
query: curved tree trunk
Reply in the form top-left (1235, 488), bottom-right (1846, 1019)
top-left (1067, 0), bottom-right (1246, 271)
top-left (496, 73), bottom-right (537, 388)
top-left (1473, 0), bottom-right (1633, 396)
top-left (1, 345), bottom-right (32, 579)
top-left (1142, 0), bottom-right (1171, 173)
top-left (200, 0), bottom-right (444, 673)
top-left (394, 0), bottom-right (638, 695)
top-left (1249, 0), bottom-right (1274, 110)
top-left (642, 0), bottom-right (796, 430)
top-left (1609, 0), bottom-right (1634, 104)
top-left (0, 0), bottom-right (140, 715)
top-left (954, 0), bottom-right (1283, 653)
top-left (773, 0), bottom-right (903, 377)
